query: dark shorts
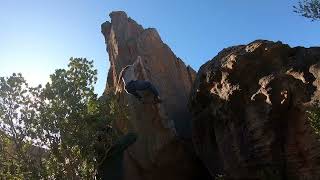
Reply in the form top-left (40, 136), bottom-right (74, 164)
top-left (125, 80), bottom-right (159, 98)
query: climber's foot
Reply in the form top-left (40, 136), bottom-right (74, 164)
top-left (154, 96), bottom-right (162, 104)
top-left (137, 97), bottom-right (144, 103)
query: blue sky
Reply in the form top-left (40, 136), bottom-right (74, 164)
top-left (0, 0), bottom-right (319, 95)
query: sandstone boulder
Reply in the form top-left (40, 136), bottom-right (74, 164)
top-left (101, 11), bottom-right (206, 180)
top-left (190, 40), bottom-right (320, 179)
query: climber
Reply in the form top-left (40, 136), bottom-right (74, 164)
top-left (116, 57), bottom-right (162, 103)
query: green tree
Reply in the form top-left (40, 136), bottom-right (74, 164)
top-left (0, 73), bottom-right (45, 179)
top-left (294, 0), bottom-right (320, 21)
top-left (0, 58), bottom-right (121, 179)
top-left (307, 105), bottom-right (320, 134)
top-left (37, 57), bottom-right (109, 179)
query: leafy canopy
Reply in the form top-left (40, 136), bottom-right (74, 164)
top-left (0, 58), bottom-right (120, 179)
top-left (294, 0), bottom-right (320, 21)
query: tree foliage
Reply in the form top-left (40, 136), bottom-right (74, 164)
top-left (38, 57), bottom-right (103, 179)
top-left (0, 58), bottom-right (121, 179)
top-left (0, 73), bottom-right (45, 179)
top-left (294, 0), bottom-right (320, 21)
top-left (307, 105), bottom-right (320, 134)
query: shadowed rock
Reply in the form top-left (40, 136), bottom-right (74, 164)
top-left (96, 133), bottom-right (138, 180)
top-left (190, 40), bottom-right (320, 179)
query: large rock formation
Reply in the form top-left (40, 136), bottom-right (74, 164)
top-left (101, 11), bottom-right (206, 180)
top-left (190, 40), bottom-right (320, 179)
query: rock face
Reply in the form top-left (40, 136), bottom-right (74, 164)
top-left (101, 11), bottom-right (206, 180)
top-left (190, 40), bottom-right (320, 179)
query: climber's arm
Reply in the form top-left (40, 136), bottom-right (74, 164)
top-left (115, 65), bottom-right (132, 100)
top-left (135, 56), bottom-right (142, 66)
top-left (116, 80), bottom-right (123, 102)
top-left (116, 75), bottom-right (123, 93)
top-left (114, 70), bottom-right (123, 102)
top-left (116, 66), bottom-right (127, 93)
top-left (135, 56), bottom-right (148, 79)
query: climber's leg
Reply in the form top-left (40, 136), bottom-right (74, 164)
top-left (134, 80), bottom-right (159, 97)
top-left (134, 80), bottom-right (162, 103)
top-left (125, 81), bottom-right (143, 100)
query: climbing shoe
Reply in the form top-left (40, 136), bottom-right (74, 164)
top-left (154, 96), bottom-right (162, 104)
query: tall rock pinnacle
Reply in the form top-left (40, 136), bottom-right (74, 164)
top-left (101, 11), bottom-right (206, 180)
